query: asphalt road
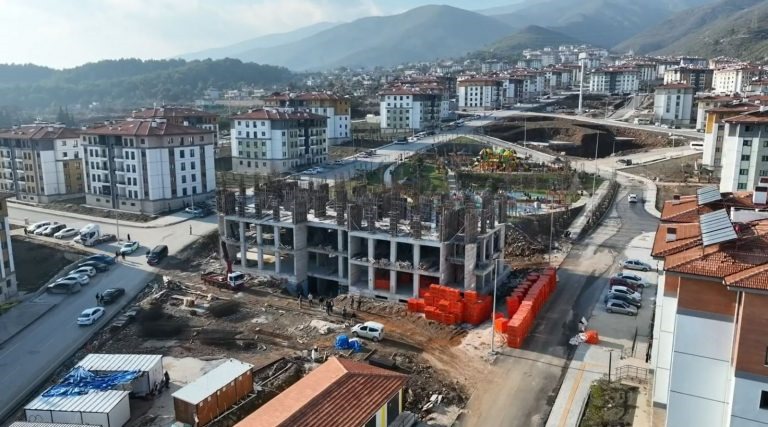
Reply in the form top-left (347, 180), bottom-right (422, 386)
top-left (0, 205), bottom-right (218, 422)
top-left (460, 179), bottom-right (659, 426)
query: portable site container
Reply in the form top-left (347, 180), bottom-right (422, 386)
top-left (172, 359), bottom-right (254, 427)
top-left (11, 422), bottom-right (96, 427)
top-left (76, 354), bottom-right (163, 397)
top-left (24, 390), bottom-right (130, 427)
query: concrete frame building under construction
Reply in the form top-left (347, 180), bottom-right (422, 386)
top-left (217, 181), bottom-right (506, 300)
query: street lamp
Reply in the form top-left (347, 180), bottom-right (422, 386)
top-left (591, 131), bottom-right (601, 211)
top-left (490, 257), bottom-right (499, 355)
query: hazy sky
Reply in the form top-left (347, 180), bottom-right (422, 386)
top-left (0, 0), bottom-right (514, 69)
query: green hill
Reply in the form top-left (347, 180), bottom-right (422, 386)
top-left (481, 25), bottom-right (583, 57)
top-left (617, 0), bottom-right (768, 60)
top-left (0, 58), bottom-right (293, 109)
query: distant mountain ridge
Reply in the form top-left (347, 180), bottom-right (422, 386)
top-left (184, 5), bottom-right (516, 70)
top-left (479, 25), bottom-right (583, 58)
top-left (615, 0), bottom-right (768, 60)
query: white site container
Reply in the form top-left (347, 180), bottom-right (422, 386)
top-left (24, 390), bottom-right (130, 427)
top-left (76, 353), bottom-right (163, 397)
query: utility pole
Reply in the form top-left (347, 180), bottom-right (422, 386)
top-left (578, 57), bottom-right (585, 114)
top-left (591, 131), bottom-right (600, 211)
top-left (490, 258), bottom-right (498, 356)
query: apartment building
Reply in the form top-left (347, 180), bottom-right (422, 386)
top-left (0, 123), bottom-right (83, 203)
top-left (719, 109), bottom-right (768, 192)
top-left (219, 186), bottom-right (506, 302)
top-left (516, 58), bottom-right (543, 70)
top-left (263, 92), bottom-right (351, 145)
top-left (588, 68), bottom-right (639, 94)
top-left (0, 196), bottom-right (16, 303)
top-left (457, 78), bottom-right (503, 110)
top-left (379, 87), bottom-right (443, 131)
top-left (231, 109), bottom-right (328, 174)
top-left (130, 106), bottom-right (219, 143)
top-left (651, 188), bottom-right (768, 427)
top-left (663, 66), bottom-right (713, 92)
top-left (701, 102), bottom-right (760, 174)
top-left (713, 67), bottom-right (763, 95)
top-left (80, 119), bottom-right (215, 214)
top-left (653, 83), bottom-right (695, 126)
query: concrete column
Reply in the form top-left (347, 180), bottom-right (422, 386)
top-left (390, 241), bottom-right (397, 295)
top-left (274, 225), bottom-right (281, 274)
top-left (464, 243), bottom-right (477, 291)
top-left (439, 242), bottom-right (449, 286)
top-left (256, 225), bottom-right (264, 269)
top-left (367, 238), bottom-right (374, 291)
top-left (239, 222), bottom-right (247, 269)
top-left (337, 230), bottom-right (344, 280)
top-left (293, 224), bottom-right (308, 284)
top-left (480, 237), bottom-right (487, 263)
top-left (412, 244), bottom-right (421, 297)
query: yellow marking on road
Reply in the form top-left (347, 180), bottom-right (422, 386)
top-left (558, 362), bottom-right (589, 427)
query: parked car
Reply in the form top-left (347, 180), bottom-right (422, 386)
top-left (351, 321), bottom-right (384, 342)
top-left (54, 227), bottom-right (79, 239)
top-left (621, 259), bottom-right (652, 272)
top-left (147, 245), bottom-right (169, 266)
top-left (617, 159), bottom-right (633, 166)
top-left (100, 288), bottom-right (126, 305)
top-left (628, 194), bottom-right (638, 203)
top-left (57, 273), bottom-right (90, 286)
top-left (119, 241), bottom-right (140, 255)
top-left (604, 292), bottom-right (641, 308)
top-left (609, 277), bottom-right (641, 293)
top-left (34, 223), bottom-right (60, 235)
top-left (185, 206), bottom-right (210, 217)
top-left (77, 307), bottom-right (105, 325)
top-left (47, 281), bottom-right (81, 294)
top-left (69, 266), bottom-right (96, 277)
top-left (26, 220), bottom-right (52, 234)
top-left (614, 272), bottom-right (645, 288)
top-left (608, 286), bottom-right (641, 302)
top-left (84, 254), bottom-right (116, 265)
top-left (605, 299), bottom-right (638, 316)
top-left (42, 223), bottom-right (67, 237)
top-left (78, 261), bottom-right (109, 272)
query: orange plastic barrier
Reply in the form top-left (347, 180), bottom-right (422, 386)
top-left (584, 330), bottom-right (600, 344)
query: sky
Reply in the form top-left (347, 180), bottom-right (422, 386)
top-left (0, 0), bottom-right (516, 69)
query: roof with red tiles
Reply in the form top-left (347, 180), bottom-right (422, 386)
top-left (724, 110), bottom-right (768, 124)
top-left (659, 192), bottom-right (763, 223)
top-left (657, 83), bottom-right (694, 89)
top-left (0, 125), bottom-right (80, 140)
top-left (379, 86), bottom-right (442, 96)
top-left (231, 109), bottom-right (327, 121)
top-left (652, 223), bottom-right (702, 257)
top-left (294, 92), bottom-right (346, 101)
top-left (724, 264), bottom-right (768, 290)
top-left (705, 104), bottom-right (759, 114)
top-left (458, 77), bottom-right (502, 85)
top-left (81, 120), bottom-right (212, 137)
top-left (236, 357), bottom-right (408, 427)
top-left (130, 106), bottom-right (215, 119)
top-left (664, 220), bottom-right (768, 279)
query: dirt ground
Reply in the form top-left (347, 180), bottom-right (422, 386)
top-left (622, 153), bottom-right (707, 183)
top-left (486, 116), bottom-right (694, 159)
top-left (655, 184), bottom-right (705, 212)
top-left (12, 235), bottom-right (87, 293)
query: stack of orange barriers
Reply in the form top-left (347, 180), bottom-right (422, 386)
top-left (406, 284), bottom-right (493, 326)
top-left (507, 267), bottom-right (558, 348)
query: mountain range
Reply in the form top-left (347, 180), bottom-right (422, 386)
top-left (180, 0), bottom-right (722, 70)
top-left (615, 0), bottom-right (768, 60)
top-left (479, 25), bottom-right (582, 58)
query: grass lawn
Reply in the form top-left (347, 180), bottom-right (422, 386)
top-left (580, 379), bottom-right (638, 427)
top-left (392, 161), bottom-right (448, 193)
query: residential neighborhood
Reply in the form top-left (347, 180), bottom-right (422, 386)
top-left (1, 1), bottom-right (768, 427)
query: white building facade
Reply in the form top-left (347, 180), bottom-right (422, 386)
top-left (379, 88), bottom-right (442, 131)
top-left (713, 67), bottom-right (762, 94)
top-left (653, 84), bottom-right (695, 126)
top-left (457, 78), bottom-right (502, 110)
top-left (232, 109), bottom-right (328, 174)
top-left (589, 68), bottom-right (639, 94)
top-left (81, 120), bottom-right (215, 214)
top-left (719, 110), bottom-right (768, 192)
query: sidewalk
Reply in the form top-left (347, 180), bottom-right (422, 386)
top-left (567, 180), bottom-right (611, 238)
top-left (8, 200), bottom-right (194, 228)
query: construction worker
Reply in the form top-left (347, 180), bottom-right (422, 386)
top-left (307, 293), bottom-right (314, 307)
top-left (342, 307), bottom-right (347, 320)
top-left (298, 294), bottom-right (303, 309)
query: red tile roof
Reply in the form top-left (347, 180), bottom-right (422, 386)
top-left (724, 110), bottom-right (768, 124)
top-left (458, 77), bottom-right (501, 85)
top-left (652, 223), bottom-right (702, 257)
top-left (659, 192), bottom-right (762, 223)
top-left (379, 86), bottom-right (441, 96)
top-left (231, 109), bottom-right (327, 121)
top-left (724, 264), bottom-right (768, 290)
top-left (657, 83), bottom-right (694, 89)
top-left (237, 357), bottom-right (408, 427)
top-left (130, 106), bottom-right (215, 119)
top-left (0, 125), bottom-right (80, 140)
top-left (294, 92), bottom-right (346, 101)
top-left (81, 120), bottom-right (212, 137)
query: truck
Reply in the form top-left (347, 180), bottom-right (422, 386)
top-left (75, 224), bottom-right (117, 247)
top-left (201, 271), bottom-right (249, 290)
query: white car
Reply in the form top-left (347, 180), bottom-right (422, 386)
top-left (351, 321), bottom-right (384, 342)
top-left (77, 307), bottom-right (105, 325)
top-left (57, 274), bottom-right (90, 286)
top-left (614, 272), bottom-right (645, 287)
top-left (608, 286), bottom-right (641, 302)
top-left (119, 241), bottom-right (140, 255)
top-left (628, 194), bottom-right (638, 203)
top-left (69, 266), bottom-right (96, 277)
top-left (34, 223), bottom-right (59, 235)
top-left (54, 227), bottom-right (78, 239)
top-left (27, 221), bottom-right (52, 234)
top-left (304, 168), bottom-right (318, 175)
top-left (621, 259), bottom-right (652, 272)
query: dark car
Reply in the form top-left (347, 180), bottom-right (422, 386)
top-left (78, 261), bottom-right (109, 272)
top-left (604, 292), bottom-right (642, 308)
top-left (101, 287), bottom-right (125, 305)
top-left (147, 245), bottom-right (168, 266)
top-left (85, 254), bottom-right (116, 265)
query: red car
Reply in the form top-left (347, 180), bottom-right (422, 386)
top-left (609, 277), bottom-right (640, 293)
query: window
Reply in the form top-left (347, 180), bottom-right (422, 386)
top-left (190, 149), bottom-right (195, 157)
top-left (190, 161), bottom-right (195, 170)
top-left (746, 126), bottom-right (753, 132)
top-left (760, 391), bottom-right (768, 409)
top-left (181, 163), bottom-right (186, 171)
top-left (742, 155), bottom-right (751, 161)
top-left (180, 150), bottom-right (185, 159)
top-left (191, 174), bottom-right (196, 182)
top-left (762, 156), bottom-right (768, 162)
top-left (62, 152), bottom-right (68, 158)
top-left (740, 169), bottom-right (749, 175)
top-left (181, 175), bottom-right (186, 184)
top-left (738, 183), bottom-right (747, 190)
top-left (744, 140), bottom-right (753, 146)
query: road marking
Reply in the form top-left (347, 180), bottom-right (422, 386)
top-left (558, 362), bottom-right (589, 427)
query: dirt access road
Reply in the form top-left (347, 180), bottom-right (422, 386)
top-left (458, 184), bottom-right (659, 427)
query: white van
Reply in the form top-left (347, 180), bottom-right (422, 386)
top-left (689, 141), bottom-right (704, 151)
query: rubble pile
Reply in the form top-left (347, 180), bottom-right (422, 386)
top-left (393, 353), bottom-right (467, 414)
top-left (505, 226), bottom-right (545, 258)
